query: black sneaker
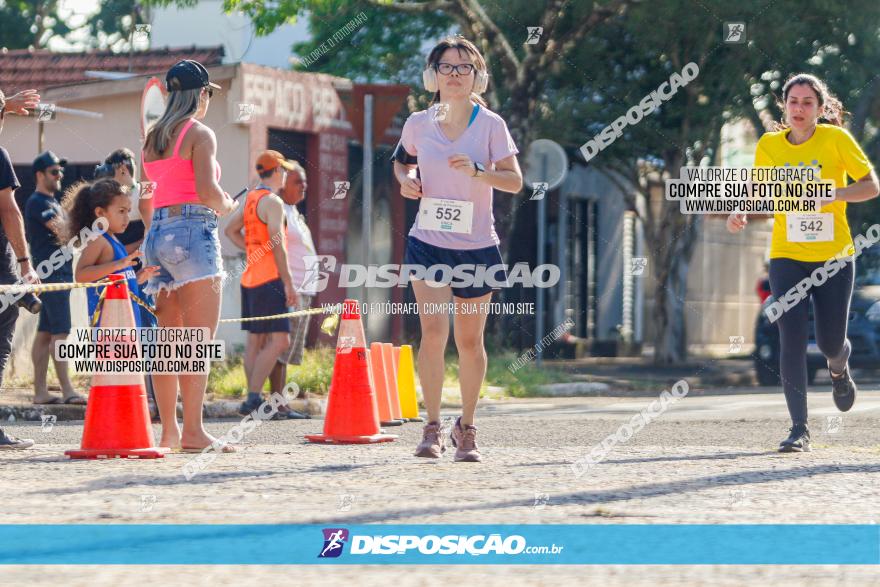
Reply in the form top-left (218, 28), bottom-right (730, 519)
top-left (238, 396), bottom-right (264, 416)
top-left (779, 424), bottom-right (811, 453)
top-left (274, 404), bottom-right (311, 420)
top-left (830, 367), bottom-right (857, 412)
top-left (0, 429), bottom-right (34, 449)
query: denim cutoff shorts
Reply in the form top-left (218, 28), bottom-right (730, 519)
top-left (143, 204), bottom-right (225, 296)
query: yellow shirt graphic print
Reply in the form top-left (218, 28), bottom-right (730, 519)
top-left (754, 124), bottom-right (873, 262)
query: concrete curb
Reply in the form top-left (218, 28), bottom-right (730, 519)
top-left (1, 398), bottom-right (324, 422)
top-left (535, 382), bottom-right (612, 396)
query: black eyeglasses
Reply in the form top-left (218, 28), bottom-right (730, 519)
top-left (436, 62), bottom-right (475, 76)
top-left (48, 168), bottom-right (63, 177)
top-left (204, 87), bottom-right (214, 99)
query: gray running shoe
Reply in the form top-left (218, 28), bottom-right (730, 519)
top-left (0, 429), bottom-right (34, 449)
top-left (414, 421), bottom-right (445, 458)
top-left (450, 417), bottom-right (482, 462)
top-left (831, 367), bottom-right (856, 412)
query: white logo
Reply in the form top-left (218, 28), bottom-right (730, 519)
top-left (533, 491), bottom-right (550, 509)
top-left (139, 494), bottom-right (157, 512)
top-left (629, 257), bottom-right (648, 276)
top-left (37, 103), bottom-right (56, 122)
top-left (338, 494), bottom-right (356, 511)
top-left (824, 415), bottom-right (843, 435)
top-left (133, 24), bottom-right (151, 41)
top-left (530, 182), bottom-right (548, 201)
top-left (728, 336), bottom-right (744, 353)
top-left (728, 489), bottom-right (746, 508)
top-left (432, 103), bottom-right (450, 122)
top-left (301, 255), bottom-right (337, 293)
top-left (525, 27), bottom-right (543, 45)
top-left (332, 181), bottom-right (350, 200)
top-left (724, 22), bottom-right (746, 43)
top-left (40, 414), bottom-right (57, 432)
top-left (337, 336), bottom-right (356, 354)
top-left (235, 103), bottom-right (256, 123)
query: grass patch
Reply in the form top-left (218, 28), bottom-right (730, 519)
top-left (208, 347), bottom-right (568, 399)
top-left (287, 346), bottom-right (335, 395)
top-left (207, 354), bottom-right (248, 398)
top-left (208, 347), bottom-right (337, 398)
top-left (444, 350), bottom-right (568, 398)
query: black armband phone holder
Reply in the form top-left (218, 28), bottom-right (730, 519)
top-left (391, 141), bottom-right (418, 165)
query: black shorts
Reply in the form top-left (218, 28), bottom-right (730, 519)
top-left (241, 278), bottom-right (289, 333)
top-left (403, 236), bottom-right (507, 299)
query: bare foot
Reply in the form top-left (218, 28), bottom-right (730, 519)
top-left (33, 392), bottom-right (61, 405)
top-left (159, 427), bottom-right (182, 450)
top-left (181, 430), bottom-right (235, 452)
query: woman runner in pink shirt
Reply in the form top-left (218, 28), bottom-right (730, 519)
top-left (393, 36), bottom-right (523, 462)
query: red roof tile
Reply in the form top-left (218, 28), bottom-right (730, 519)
top-left (0, 46), bottom-right (225, 92)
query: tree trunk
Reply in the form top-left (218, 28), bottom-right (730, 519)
top-left (651, 216), bottom-right (700, 364)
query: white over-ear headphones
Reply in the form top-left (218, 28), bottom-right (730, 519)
top-left (423, 64), bottom-right (488, 94)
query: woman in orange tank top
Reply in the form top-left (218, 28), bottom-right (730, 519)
top-left (141, 60), bottom-right (238, 452)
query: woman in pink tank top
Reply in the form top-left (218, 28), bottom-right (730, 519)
top-left (393, 37), bottom-right (523, 463)
top-left (141, 60), bottom-right (238, 452)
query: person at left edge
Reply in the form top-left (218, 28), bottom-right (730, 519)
top-left (0, 87), bottom-right (38, 448)
top-left (24, 150), bottom-right (85, 406)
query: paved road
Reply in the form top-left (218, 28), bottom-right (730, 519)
top-left (2, 386), bottom-right (880, 585)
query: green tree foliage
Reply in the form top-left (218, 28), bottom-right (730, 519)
top-left (83, 0), bottom-right (151, 50)
top-left (0, 0), bottom-right (76, 49)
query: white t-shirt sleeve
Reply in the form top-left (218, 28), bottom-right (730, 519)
top-left (489, 116), bottom-right (519, 164)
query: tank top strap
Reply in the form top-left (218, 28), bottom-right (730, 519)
top-left (172, 118), bottom-right (196, 159)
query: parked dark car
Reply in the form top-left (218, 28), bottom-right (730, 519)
top-left (754, 247), bottom-right (880, 387)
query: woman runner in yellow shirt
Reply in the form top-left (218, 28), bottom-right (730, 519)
top-left (728, 74), bottom-right (879, 452)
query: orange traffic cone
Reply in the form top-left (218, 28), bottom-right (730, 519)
top-left (370, 342), bottom-right (404, 426)
top-left (66, 274), bottom-right (167, 459)
top-left (306, 300), bottom-right (397, 444)
top-left (382, 342), bottom-right (404, 421)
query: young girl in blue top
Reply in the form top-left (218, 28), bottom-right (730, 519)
top-left (62, 179), bottom-right (159, 326)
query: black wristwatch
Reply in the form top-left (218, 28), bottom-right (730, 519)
top-left (472, 162), bottom-right (485, 177)
top-left (16, 257), bottom-right (29, 264)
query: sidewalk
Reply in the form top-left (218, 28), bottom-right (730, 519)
top-left (3, 393), bottom-right (880, 585)
top-left (0, 386), bottom-right (323, 422)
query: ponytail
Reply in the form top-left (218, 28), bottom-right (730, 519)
top-left (60, 179), bottom-right (122, 243)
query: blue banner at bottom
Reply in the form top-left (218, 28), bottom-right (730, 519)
top-left (0, 524), bottom-right (877, 565)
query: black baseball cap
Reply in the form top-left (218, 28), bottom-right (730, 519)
top-left (165, 60), bottom-right (221, 92)
top-left (33, 151), bottom-right (67, 174)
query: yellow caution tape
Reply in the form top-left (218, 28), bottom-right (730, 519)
top-left (34, 278), bottom-right (341, 336)
top-left (89, 287), bottom-right (109, 328)
top-left (129, 291), bottom-right (158, 320)
top-left (0, 278), bottom-right (112, 295)
top-left (218, 306), bottom-right (337, 324)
